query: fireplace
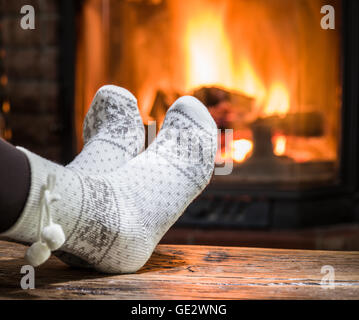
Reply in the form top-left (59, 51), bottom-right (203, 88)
top-left (75, 1), bottom-right (342, 184)
top-left (70, 0), bottom-right (359, 230)
top-left (1, 0), bottom-right (359, 236)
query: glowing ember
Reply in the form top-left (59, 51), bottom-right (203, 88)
top-left (232, 139), bottom-right (253, 162)
top-left (217, 138), bottom-right (253, 164)
top-left (273, 135), bottom-right (287, 156)
top-left (2, 100), bottom-right (10, 114)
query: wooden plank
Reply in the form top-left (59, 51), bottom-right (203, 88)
top-left (0, 240), bottom-right (358, 299)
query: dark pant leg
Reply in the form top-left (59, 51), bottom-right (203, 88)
top-left (0, 139), bottom-right (30, 232)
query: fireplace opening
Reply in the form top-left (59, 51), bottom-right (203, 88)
top-left (75, 0), bottom-right (342, 187)
top-left (67, 0), bottom-right (359, 235)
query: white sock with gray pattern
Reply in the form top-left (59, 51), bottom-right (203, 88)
top-left (57, 84), bottom-right (146, 268)
top-left (68, 85), bottom-right (145, 175)
top-left (1, 96), bottom-right (217, 273)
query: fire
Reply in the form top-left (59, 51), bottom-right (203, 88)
top-left (220, 136), bottom-right (287, 162)
top-left (232, 139), bottom-right (253, 162)
top-left (184, 8), bottom-right (234, 91)
top-left (235, 58), bottom-right (266, 106)
top-left (74, 0), bottom-right (340, 167)
top-left (183, 3), bottom-right (292, 163)
top-left (183, 3), bottom-right (266, 104)
top-left (264, 83), bottom-right (290, 116)
top-left (219, 139), bottom-right (253, 163)
top-left (273, 135), bottom-right (287, 156)
top-left (183, 3), bottom-right (289, 118)
top-left (218, 139), bottom-right (253, 163)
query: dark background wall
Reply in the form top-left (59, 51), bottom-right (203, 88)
top-left (0, 0), bottom-right (74, 163)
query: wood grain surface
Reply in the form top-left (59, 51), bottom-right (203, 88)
top-left (0, 240), bottom-right (358, 299)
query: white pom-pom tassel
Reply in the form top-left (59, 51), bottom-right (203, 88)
top-left (41, 223), bottom-right (66, 251)
top-left (25, 242), bottom-right (51, 267)
top-left (25, 174), bottom-right (64, 267)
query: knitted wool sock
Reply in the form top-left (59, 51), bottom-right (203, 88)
top-left (68, 85), bottom-right (145, 175)
top-left (1, 96), bottom-right (217, 273)
top-left (58, 84), bottom-right (145, 268)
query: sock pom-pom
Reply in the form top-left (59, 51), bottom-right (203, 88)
top-left (42, 224), bottom-right (66, 250)
top-left (25, 242), bottom-right (51, 267)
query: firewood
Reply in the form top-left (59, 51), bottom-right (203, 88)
top-left (193, 86), bottom-right (253, 113)
top-left (254, 112), bottom-right (324, 137)
top-left (192, 86), bottom-right (253, 129)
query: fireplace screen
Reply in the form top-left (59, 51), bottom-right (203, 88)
top-left (75, 0), bottom-right (342, 187)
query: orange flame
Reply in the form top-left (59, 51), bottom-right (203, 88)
top-left (184, 5), bottom-right (266, 103)
top-left (273, 135), bottom-right (287, 156)
top-left (264, 83), bottom-right (290, 116)
top-left (218, 139), bottom-right (253, 163)
top-left (184, 8), bottom-right (234, 91)
top-left (184, 4), bottom-right (289, 117)
top-left (232, 139), bottom-right (253, 162)
top-left (184, 4), bottom-right (290, 163)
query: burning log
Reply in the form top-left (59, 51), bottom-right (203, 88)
top-left (247, 111), bottom-right (324, 163)
top-left (193, 86), bottom-right (254, 129)
top-left (193, 86), bottom-right (253, 111)
top-left (254, 111), bottom-right (324, 137)
top-left (235, 111), bottom-right (326, 182)
top-left (149, 87), bottom-right (324, 140)
top-left (149, 86), bottom-right (254, 130)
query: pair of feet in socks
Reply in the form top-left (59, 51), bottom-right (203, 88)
top-left (1, 86), bottom-right (218, 274)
